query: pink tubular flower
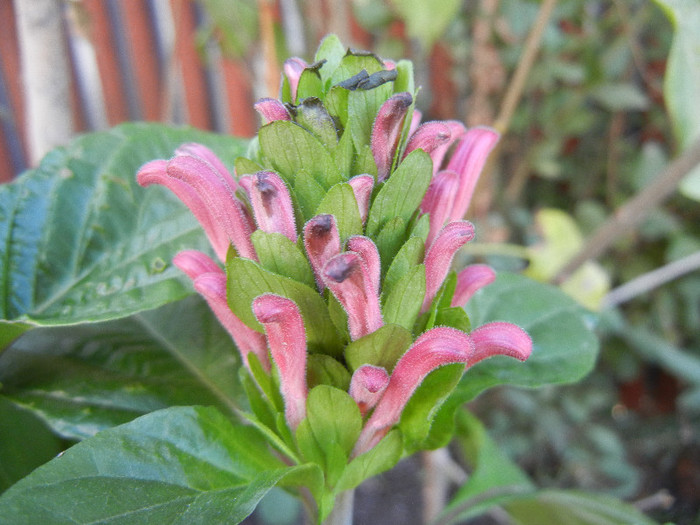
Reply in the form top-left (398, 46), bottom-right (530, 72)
top-left (346, 236), bottom-right (381, 296)
top-left (451, 264), bottom-right (496, 307)
top-left (403, 121), bottom-right (451, 164)
top-left (254, 98), bottom-right (292, 122)
top-left (347, 175), bottom-right (374, 224)
top-left (322, 252), bottom-right (383, 340)
top-left (239, 171), bottom-right (297, 242)
top-left (137, 160), bottom-right (231, 263)
top-left (349, 365), bottom-right (390, 417)
top-left (284, 57), bottom-right (308, 102)
top-left (420, 170), bottom-right (460, 248)
top-left (371, 92), bottom-right (413, 181)
top-left (446, 127), bottom-right (500, 221)
top-left (253, 294), bottom-right (308, 431)
top-left (353, 327), bottom-right (474, 456)
top-left (173, 250), bottom-right (269, 371)
top-left (422, 221), bottom-right (476, 312)
top-left (303, 214), bottom-right (341, 290)
top-left (469, 322), bottom-right (533, 366)
top-left (428, 120), bottom-right (467, 174)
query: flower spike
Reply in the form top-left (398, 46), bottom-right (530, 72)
top-left (346, 236), bottom-right (381, 295)
top-left (422, 221), bottom-right (476, 312)
top-left (447, 127), bottom-right (500, 221)
top-left (167, 154), bottom-right (257, 260)
top-left (137, 160), bottom-right (231, 262)
top-left (469, 322), bottom-right (533, 365)
top-left (451, 264), bottom-right (496, 307)
top-left (371, 92), bottom-right (413, 181)
top-left (420, 169), bottom-right (460, 248)
top-left (349, 365), bottom-right (390, 417)
top-left (353, 327), bottom-right (474, 456)
top-left (254, 97), bottom-right (292, 122)
top-left (173, 251), bottom-right (269, 372)
top-left (347, 175), bottom-right (374, 224)
top-left (253, 294), bottom-right (308, 431)
top-left (239, 171), bottom-right (297, 242)
top-left (322, 252), bottom-right (383, 340)
top-left (304, 214), bottom-right (341, 290)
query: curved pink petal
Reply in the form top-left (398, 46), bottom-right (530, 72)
top-left (174, 143), bottom-right (238, 190)
top-left (353, 327), bottom-right (473, 456)
top-left (408, 108), bottom-right (422, 138)
top-left (253, 294), bottom-right (308, 430)
top-left (303, 214), bottom-right (341, 290)
top-left (254, 97), bottom-right (292, 122)
top-left (172, 250), bottom-right (221, 280)
top-left (420, 169), bottom-right (460, 248)
top-left (239, 171), bottom-right (297, 241)
top-left (403, 121), bottom-right (451, 166)
top-left (422, 221), bottom-right (476, 312)
top-left (137, 160), bottom-right (231, 262)
top-left (349, 365), bottom-right (390, 417)
top-left (469, 322), bottom-right (532, 365)
top-left (430, 120), bottom-right (467, 174)
top-left (322, 251), bottom-right (383, 341)
top-left (167, 155), bottom-right (257, 260)
top-left (446, 127), bottom-right (499, 221)
top-left (451, 264), bottom-right (496, 307)
top-left (346, 236), bottom-right (381, 296)
top-left (371, 92), bottom-right (413, 181)
top-left (348, 175), bottom-right (374, 224)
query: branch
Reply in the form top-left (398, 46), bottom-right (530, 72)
top-left (552, 137), bottom-right (700, 284)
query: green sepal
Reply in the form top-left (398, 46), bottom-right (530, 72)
top-left (258, 120), bottom-right (340, 189)
top-left (315, 183), bottom-right (363, 242)
top-left (382, 264), bottom-right (426, 331)
top-left (307, 354), bottom-right (352, 391)
top-left (344, 323), bottom-right (413, 373)
top-left (235, 156), bottom-right (263, 177)
top-left (394, 60), bottom-right (415, 95)
top-left (374, 216), bottom-right (408, 275)
top-left (226, 258), bottom-right (341, 356)
top-left (382, 236), bottom-right (425, 300)
top-left (293, 98), bottom-right (339, 151)
top-left (295, 69), bottom-right (323, 103)
top-left (366, 149), bottom-right (432, 237)
top-left (314, 34), bottom-right (346, 88)
top-left (251, 231), bottom-right (315, 288)
top-left (293, 169), bottom-right (327, 221)
top-left (334, 429), bottom-right (403, 492)
top-left (398, 363), bottom-right (465, 453)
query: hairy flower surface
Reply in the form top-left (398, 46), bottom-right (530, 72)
top-left (137, 35), bottom-right (532, 497)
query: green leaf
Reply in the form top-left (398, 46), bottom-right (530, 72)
top-left (460, 272), bottom-right (599, 401)
top-left (258, 120), bottom-right (342, 189)
top-left (393, 60), bottom-right (415, 95)
top-left (0, 397), bottom-right (65, 492)
top-left (382, 236), bottom-right (425, 299)
top-left (347, 83), bottom-right (394, 153)
top-left (293, 169), bottom-right (327, 221)
top-left (503, 490), bottom-right (658, 525)
top-left (314, 34), bottom-right (346, 87)
top-left (335, 430), bottom-right (403, 492)
top-left (374, 216), bottom-right (408, 275)
top-left (352, 143), bottom-right (378, 178)
top-left (324, 86), bottom-right (350, 128)
top-left (330, 51), bottom-right (384, 86)
top-left (0, 406), bottom-right (308, 524)
top-left (434, 306), bottom-right (471, 332)
top-left (0, 123), bottom-right (248, 327)
top-left (0, 321), bottom-right (31, 352)
top-left (226, 258), bottom-right (341, 355)
top-left (366, 149), bottom-right (432, 237)
top-left (382, 265), bottom-right (426, 330)
top-left (333, 128), bottom-right (355, 178)
top-left (295, 69), bottom-right (323, 103)
top-left (306, 386), bottom-right (362, 460)
top-left (0, 296), bottom-right (243, 440)
top-left (307, 354), bottom-right (352, 390)
top-left (294, 98), bottom-right (339, 151)
top-left (344, 323), bottom-right (413, 373)
top-left (314, 183), bottom-right (363, 242)
top-left (234, 156), bottom-right (262, 176)
top-left (251, 231), bottom-right (315, 288)
top-left (653, 0), bottom-right (700, 200)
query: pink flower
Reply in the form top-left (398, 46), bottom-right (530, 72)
top-left (173, 250), bottom-right (269, 371)
top-left (371, 92), bottom-right (413, 181)
top-left (349, 365), bottom-right (390, 417)
top-left (420, 170), bottom-right (461, 247)
top-left (254, 98), bottom-right (292, 122)
top-left (451, 264), bottom-right (496, 307)
top-left (346, 236), bottom-right (381, 296)
top-left (239, 171), bottom-right (297, 242)
top-left (284, 57), bottom-right (308, 102)
top-left (253, 294), bottom-right (308, 431)
top-left (303, 214), bottom-right (341, 291)
top-left (347, 175), bottom-right (374, 224)
top-left (322, 252), bottom-right (384, 341)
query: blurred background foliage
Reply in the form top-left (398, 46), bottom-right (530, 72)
top-left (196, 0), bottom-right (699, 522)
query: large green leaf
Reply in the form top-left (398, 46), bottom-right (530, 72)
top-left (0, 296), bottom-right (245, 441)
top-left (0, 123), bottom-right (248, 327)
top-left (653, 0), bottom-right (700, 200)
top-left (0, 406), bottom-right (308, 524)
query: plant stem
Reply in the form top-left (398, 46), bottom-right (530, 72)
top-left (322, 490), bottom-right (354, 525)
top-left (552, 137), bottom-right (700, 284)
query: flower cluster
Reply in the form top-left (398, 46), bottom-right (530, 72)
top-left (137, 36), bottom-right (531, 483)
